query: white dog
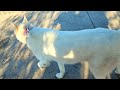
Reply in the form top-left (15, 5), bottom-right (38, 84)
top-left (13, 16), bottom-right (120, 79)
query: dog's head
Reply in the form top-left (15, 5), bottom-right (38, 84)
top-left (12, 16), bottom-right (33, 44)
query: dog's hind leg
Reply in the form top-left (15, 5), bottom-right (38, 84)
top-left (88, 57), bottom-right (107, 79)
top-left (89, 66), bottom-right (106, 79)
top-left (115, 65), bottom-right (120, 74)
top-left (56, 62), bottom-right (65, 79)
top-left (89, 60), bottom-right (114, 79)
top-left (115, 65), bottom-right (120, 78)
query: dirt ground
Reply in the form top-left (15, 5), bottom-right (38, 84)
top-left (0, 11), bottom-right (120, 79)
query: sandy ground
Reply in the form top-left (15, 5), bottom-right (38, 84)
top-left (0, 11), bottom-right (120, 79)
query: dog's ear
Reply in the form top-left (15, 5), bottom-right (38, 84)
top-left (22, 15), bottom-right (28, 24)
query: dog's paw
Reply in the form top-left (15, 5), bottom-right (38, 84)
top-left (55, 73), bottom-right (64, 79)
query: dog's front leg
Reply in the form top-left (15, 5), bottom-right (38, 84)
top-left (56, 62), bottom-right (65, 79)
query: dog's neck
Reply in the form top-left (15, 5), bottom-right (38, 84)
top-left (15, 28), bottom-right (31, 44)
top-left (25, 28), bottom-right (33, 44)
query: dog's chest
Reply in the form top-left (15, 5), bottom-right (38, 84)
top-left (26, 34), bottom-right (55, 59)
top-left (27, 37), bottom-right (43, 57)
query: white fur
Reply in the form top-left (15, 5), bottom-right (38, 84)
top-left (25, 27), bottom-right (120, 79)
top-left (14, 16), bottom-right (120, 79)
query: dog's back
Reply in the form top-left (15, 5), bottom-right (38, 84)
top-left (27, 27), bottom-right (120, 63)
top-left (26, 27), bottom-right (120, 78)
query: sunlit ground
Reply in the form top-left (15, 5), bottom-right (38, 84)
top-left (0, 11), bottom-right (119, 79)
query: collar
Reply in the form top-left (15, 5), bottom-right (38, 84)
top-left (25, 27), bottom-right (33, 44)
